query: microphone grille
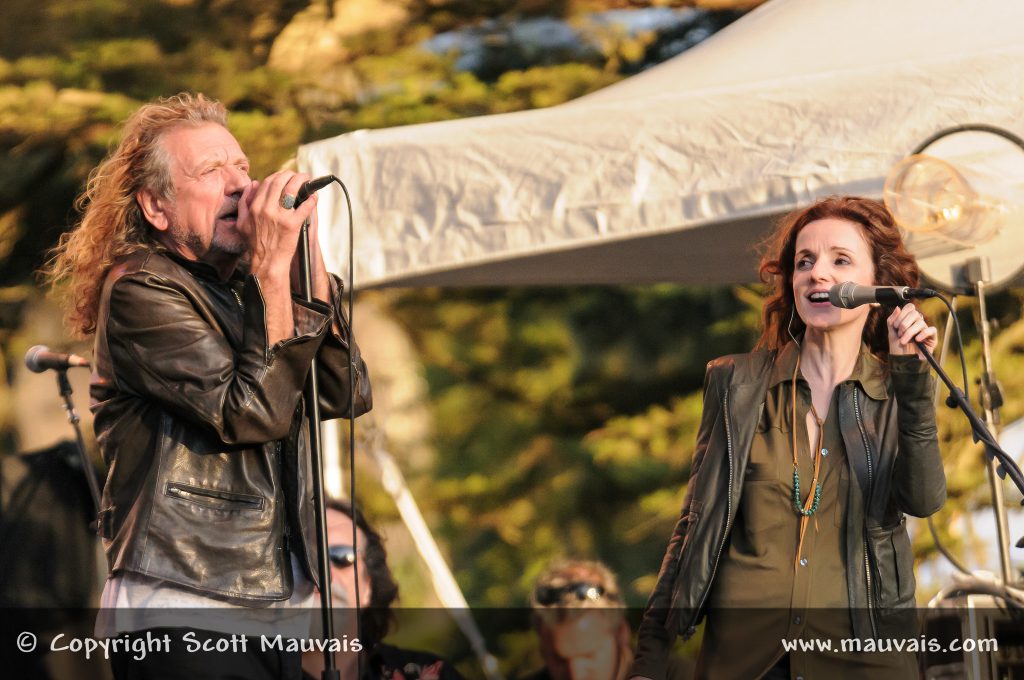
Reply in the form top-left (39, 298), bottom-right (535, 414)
top-left (827, 282), bottom-right (856, 309)
top-left (827, 283), bottom-right (842, 307)
top-left (24, 345), bottom-right (48, 373)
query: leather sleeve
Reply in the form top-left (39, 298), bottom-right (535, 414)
top-left (630, 361), bottom-right (723, 680)
top-left (104, 271), bottom-right (330, 445)
top-left (889, 354), bottom-right (946, 517)
top-left (309, 274), bottom-right (372, 420)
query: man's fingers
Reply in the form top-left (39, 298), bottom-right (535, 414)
top-left (249, 171), bottom-right (290, 213)
top-left (296, 191), bottom-right (317, 222)
top-left (236, 183), bottom-right (254, 226)
top-left (246, 172), bottom-right (314, 235)
top-left (279, 174), bottom-right (308, 207)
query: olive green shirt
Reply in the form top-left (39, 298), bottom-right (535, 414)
top-left (698, 343), bottom-right (916, 679)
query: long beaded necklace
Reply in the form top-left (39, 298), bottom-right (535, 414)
top-left (791, 352), bottom-right (825, 567)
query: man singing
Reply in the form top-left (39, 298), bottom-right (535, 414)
top-left (46, 92), bottom-right (371, 679)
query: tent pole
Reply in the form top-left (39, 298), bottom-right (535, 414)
top-left (366, 430), bottom-right (505, 680)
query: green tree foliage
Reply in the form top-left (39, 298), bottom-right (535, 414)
top-left (2, 0), bottom-right (702, 283)
top-left (382, 285), bottom-right (761, 607)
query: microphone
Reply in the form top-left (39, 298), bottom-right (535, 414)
top-left (294, 175), bottom-right (337, 208)
top-left (25, 345), bottom-right (90, 373)
top-left (828, 282), bottom-right (939, 309)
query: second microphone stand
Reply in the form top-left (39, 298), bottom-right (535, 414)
top-left (56, 368), bottom-right (101, 518)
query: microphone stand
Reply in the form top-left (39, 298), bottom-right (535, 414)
top-left (298, 218), bottom-right (340, 680)
top-left (55, 368), bottom-right (101, 516)
top-left (914, 339), bottom-right (1024, 510)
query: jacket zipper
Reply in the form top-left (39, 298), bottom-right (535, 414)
top-left (276, 440), bottom-right (290, 556)
top-left (853, 389), bottom-right (879, 637)
top-left (166, 482), bottom-right (264, 509)
top-left (686, 390), bottom-right (736, 635)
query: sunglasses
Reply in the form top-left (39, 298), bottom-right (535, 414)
top-left (328, 544), bottom-right (359, 569)
top-left (534, 581), bottom-right (609, 606)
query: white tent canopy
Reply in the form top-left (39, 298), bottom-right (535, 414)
top-left (297, 0), bottom-right (1024, 288)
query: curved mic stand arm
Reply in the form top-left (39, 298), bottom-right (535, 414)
top-left (914, 339), bottom-right (1024, 504)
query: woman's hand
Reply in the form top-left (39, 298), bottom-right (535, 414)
top-left (887, 303), bottom-right (937, 358)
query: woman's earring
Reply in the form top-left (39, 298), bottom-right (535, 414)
top-left (787, 306), bottom-right (800, 346)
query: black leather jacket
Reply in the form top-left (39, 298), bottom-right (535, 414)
top-left (91, 250), bottom-right (371, 603)
top-left (630, 345), bottom-right (945, 679)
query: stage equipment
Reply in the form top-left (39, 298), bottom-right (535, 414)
top-left (887, 126), bottom-right (1024, 680)
top-left (884, 124), bottom-right (1024, 294)
top-left (923, 593), bottom-right (1024, 680)
top-left (289, 176), bottom-right (347, 680)
top-left (23, 346), bottom-right (101, 515)
top-left (24, 345), bottom-right (90, 372)
top-left (828, 282), bottom-right (938, 308)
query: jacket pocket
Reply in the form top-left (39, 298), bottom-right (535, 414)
top-left (868, 516), bottom-right (915, 608)
top-left (165, 482), bottom-right (265, 512)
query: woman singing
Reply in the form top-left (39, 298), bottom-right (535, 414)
top-left (629, 196), bottom-right (946, 680)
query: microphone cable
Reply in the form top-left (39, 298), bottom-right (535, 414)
top-left (924, 292), bottom-right (976, 579)
top-left (307, 173), bottom-right (365, 677)
top-left (931, 292), bottom-right (970, 404)
top-left (337, 176), bottom-right (366, 676)
top-left (925, 294), bottom-right (972, 577)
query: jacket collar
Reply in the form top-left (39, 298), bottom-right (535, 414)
top-left (163, 249), bottom-right (246, 285)
top-left (767, 341), bottom-right (888, 401)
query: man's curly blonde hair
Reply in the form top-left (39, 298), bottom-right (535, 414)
top-left (44, 92), bottom-right (227, 337)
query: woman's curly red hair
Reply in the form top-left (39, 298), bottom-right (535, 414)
top-left (756, 196), bottom-right (921, 357)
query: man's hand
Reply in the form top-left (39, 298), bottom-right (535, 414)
top-left (237, 171), bottom-right (318, 345)
top-left (238, 171), bottom-right (318, 281)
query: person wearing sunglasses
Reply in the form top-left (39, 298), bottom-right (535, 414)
top-left (301, 498), bottom-right (465, 680)
top-left (521, 560), bottom-right (692, 680)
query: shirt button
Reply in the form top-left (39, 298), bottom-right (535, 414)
top-left (799, 558), bottom-right (808, 566)
top-left (821, 448), bottom-right (829, 456)
top-left (796, 676), bottom-right (805, 680)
